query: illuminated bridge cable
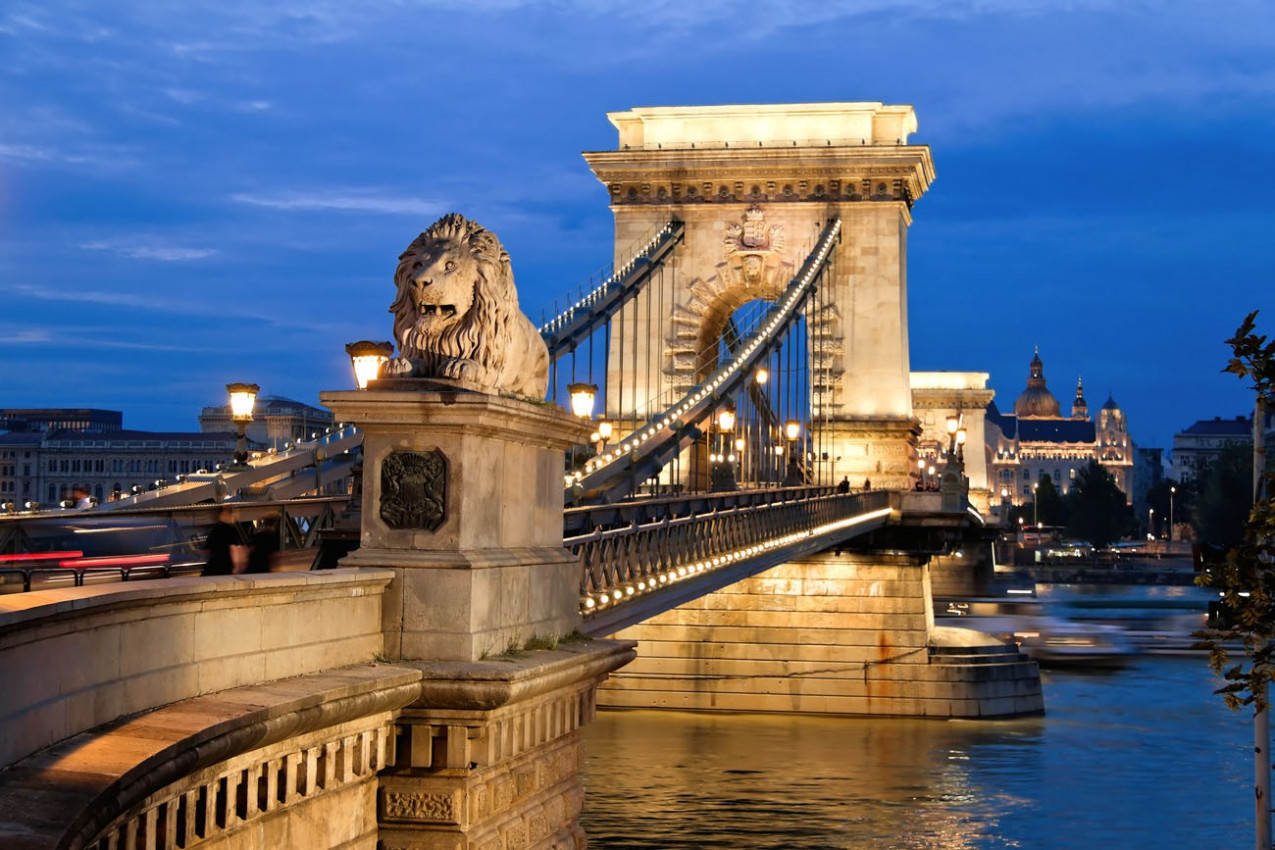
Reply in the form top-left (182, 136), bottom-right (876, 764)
top-left (540, 219), bottom-right (686, 360)
top-left (567, 218), bottom-right (842, 503)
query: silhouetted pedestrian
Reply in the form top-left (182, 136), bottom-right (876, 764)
top-left (202, 506), bottom-right (242, 576)
top-left (836, 477), bottom-right (850, 494)
top-left (246, 516), bottom-right (280, 573)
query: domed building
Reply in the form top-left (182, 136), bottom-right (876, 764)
top-left (1013, 349), bottom-right (1061, 418)
top-left (986, 350), bottom-right (1134, 506)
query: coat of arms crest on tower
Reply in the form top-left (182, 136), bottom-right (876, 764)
top-left (724, 205), bottom-right (786, 284)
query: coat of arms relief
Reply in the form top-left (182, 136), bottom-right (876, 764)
top-left (722, 205), bottom-right (788, 292)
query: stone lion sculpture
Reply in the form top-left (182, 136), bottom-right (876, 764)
top-left (385, 213), bottom-right (549, 398)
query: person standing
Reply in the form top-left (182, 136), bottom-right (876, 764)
top-left (836, 476), bottom-right (850, 494)
top-left (202, 506), bottom-right (241, 576)
top-left (246, 516), bottom-right (280, 573)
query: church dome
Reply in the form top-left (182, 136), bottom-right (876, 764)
top-left (1013, 349), bottom-right (1061, 418)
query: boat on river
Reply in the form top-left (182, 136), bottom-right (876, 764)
top-left (936, 597), bottom-right (1137, 669)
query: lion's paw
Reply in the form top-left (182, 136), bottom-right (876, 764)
top-left (384, 357), bottom-right (415, 377)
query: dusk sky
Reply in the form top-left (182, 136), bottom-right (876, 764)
top-left (2, 1), bottom-right (1272, 453)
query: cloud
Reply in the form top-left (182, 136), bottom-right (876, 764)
top-left (0, 143), bottom-right (54, 163)
top-left (0, 327), bottom-right (54, 344)
top-left (231, 191), bottom-right (447, 217)
top-left (80, 241), bottom-right (217, 261)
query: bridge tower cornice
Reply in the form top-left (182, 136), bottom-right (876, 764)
top-left (583, 144), bottom-right (935, 212)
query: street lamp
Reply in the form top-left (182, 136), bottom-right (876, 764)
top-left (1150, 507), bottom-right (1156, 539)
top-left (226, 382), bottom-right (259, 467)
top-left (711, 407), bottom-right (737, 491)
top-left (597, 420), bottom-right (613, 451)
top-left (346, 340), bottom-right (393, 390)
top-left (1169, 485), bottom-right (1176, 544)
top-left (755, 367), bottom-right (769, 385)
top-left (783, 420), bottom-right (803, 485)
top-left (567, 383), bottom-right (597, 418)
top-left (1032, 481), bottom-right (1039, 528)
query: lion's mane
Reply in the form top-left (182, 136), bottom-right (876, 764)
top-left (388, 213), bottom-right (548, 398)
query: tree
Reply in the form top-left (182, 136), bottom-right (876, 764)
top-left (1064, 460), bottom-right (1132, 548)
top-left (1193, 311), bottom-right (1275, 849)
top-left (1195, 310), bottom-right (1275, 711)
top-left (1034, 474), bottom-right (1069, 527)
top-left (1193, 442), bottom-right (1253, 545)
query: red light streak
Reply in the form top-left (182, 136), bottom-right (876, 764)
top-left (57, 554), bottom-right (171, 568)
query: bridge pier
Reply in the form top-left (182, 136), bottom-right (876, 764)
top-left (322, 384), bottom-right (636, 848)
top-left (597, 551), bottom-right (1042, 718)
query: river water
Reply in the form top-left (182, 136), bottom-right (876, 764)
top-left (580, 585), bottom-right (1253, 849)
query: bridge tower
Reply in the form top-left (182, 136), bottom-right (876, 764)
top-left (584, 102), bottom-right (934, 488)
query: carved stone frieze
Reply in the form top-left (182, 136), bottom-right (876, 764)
top-left (380, 449), bottom-right (448, 531)
top-left (383, 790), bottom-right (461, 824)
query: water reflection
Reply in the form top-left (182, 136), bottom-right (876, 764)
top-left (582, 710), bottom-right (1045, 849)
top-left (582, 649), bottom-right (1251, 847)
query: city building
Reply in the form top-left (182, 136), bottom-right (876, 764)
top-left (1171, 411), bottom-right (1275, 482)
top-left (0, 408), bottom-right (122, 433)
top-left (985, 350), bottom-right (1136, 506)
top-left (0, 407), bottom-right (259, 508)
top-left (198, 395), bottom-right (333, 451)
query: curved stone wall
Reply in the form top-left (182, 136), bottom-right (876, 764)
top-left (0, 569), bottom-right (394, 770)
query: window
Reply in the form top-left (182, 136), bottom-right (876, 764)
top-left (1053, 469), bottom-right (1061, 481)
top-left (1022, 469), bottom-right (1031, 481)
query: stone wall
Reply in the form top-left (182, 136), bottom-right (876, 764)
top-left (598, 552), bottom-right (1042, 718)
top-left (0, 569), bottom-right (393, 770)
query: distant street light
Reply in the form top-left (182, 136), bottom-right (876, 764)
top-left (226, 382), bottom-right (259, 468)
top-left (1169, 484), bottom-right (1176, 544)
top-left (1150, 507), bottom-right (1156, 539)
top-left (1032, 481), bottom-right (1039, 527)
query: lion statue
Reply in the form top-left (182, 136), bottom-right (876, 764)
top-left (384, 213), bottom-right (549, 398)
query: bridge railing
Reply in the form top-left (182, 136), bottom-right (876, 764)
top-left (571, 488), bottom-right (893, 616)
top-left (0, 496), bottom-right (351, 593)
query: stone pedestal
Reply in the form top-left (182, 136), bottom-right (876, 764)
top-left (321, 384), bottom-right (591, 662)
top-left (380, 642), bottom-right (635, 850)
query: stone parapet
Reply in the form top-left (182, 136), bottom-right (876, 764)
top-left (380, 640), bottom-right (635, 850)
top-left (0, 663), bottom-right (423, 850)
top-left (0, 569), bottom-right (393, 771)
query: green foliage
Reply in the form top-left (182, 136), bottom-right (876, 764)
top-left (1064, 460), bottom-right (1133, 548)
top-left (1195, 311), bottom-right (1275, 714)
top-left (1035, 474), bottom-right (1069, 527)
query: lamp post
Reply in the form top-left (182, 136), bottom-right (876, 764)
top-left (1032, 481), bottom-right (1039, 528)
top-left (783, 420), bottom-right (802, 485)
top-left (711, 407), bottom-right (737, 491)
top-left (566, 383), bottom-right (597, 476)
top-left (1150, 507), bottom-right (1155, 539)
top-left (1169, 484), bottom-right (1176, 545)
top-left (226, 382), bottom-right (259, 467)
top-left (346, 340), bottom-right (393, 390)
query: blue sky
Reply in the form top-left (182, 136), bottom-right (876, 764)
top-left (1, 0), bottom-right (1272, 452)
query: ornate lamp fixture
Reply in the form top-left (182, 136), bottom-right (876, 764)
top-left (226, 382), bottom-right (259, 467)
top-left (568, 383), bottom-right (598, 418)
top-left (346, 340), bottom-right (394, 390)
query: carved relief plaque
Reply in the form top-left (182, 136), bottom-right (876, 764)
top-left (380, 449), bottom-right (447, 531)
